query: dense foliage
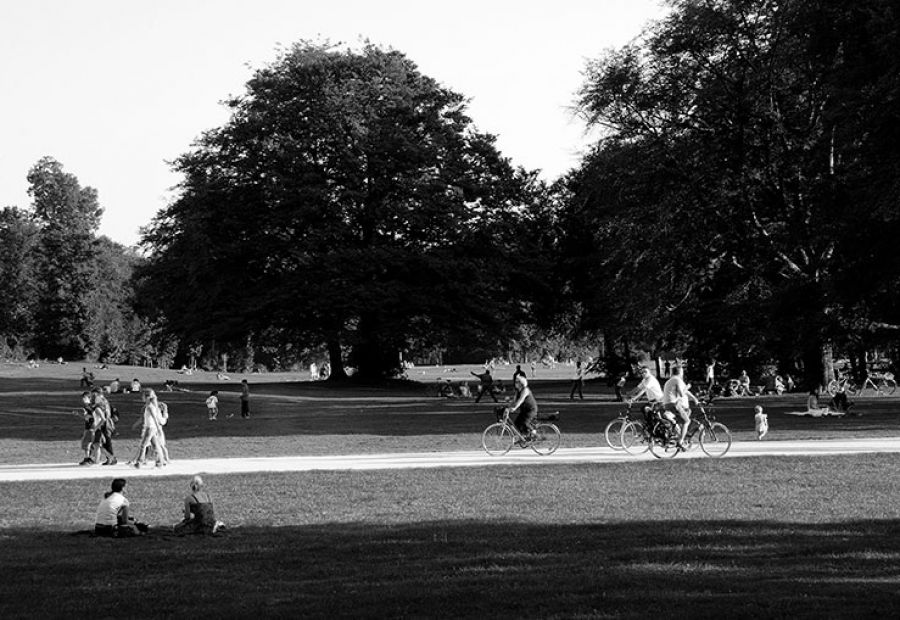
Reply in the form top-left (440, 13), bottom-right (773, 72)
top-left (562, 0), bottom-right (900, 386)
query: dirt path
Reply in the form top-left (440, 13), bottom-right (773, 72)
top-left (2, 437), bottom-right (900, 482)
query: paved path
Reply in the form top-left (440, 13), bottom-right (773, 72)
top-left (2, 437), bottom-right (900, 482)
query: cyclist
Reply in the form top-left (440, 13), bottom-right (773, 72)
top-left (626, 366), bottom-right (663, 405)
top-left (508, 375), bottom-right (538, 442)
top-left (662, 365), bottom-right (699, 449)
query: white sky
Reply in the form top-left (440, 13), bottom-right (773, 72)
top-left (0, 0), bottom-right (667, 246)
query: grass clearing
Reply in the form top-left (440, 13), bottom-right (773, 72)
top-left (2, 363), bottom-right (900, 617)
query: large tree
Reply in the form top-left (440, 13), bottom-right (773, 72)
top-left (27, 157), bottom-right (103, 358)
top-left (567, 0), bottom-right (900, 386)
top-left (141, 42), bottom-right (541, 379)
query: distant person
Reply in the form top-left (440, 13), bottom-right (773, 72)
top-left (94, 478), bottom-right (147, 537)
top-left (754, 405), bottom-right (768, 440)
top-left (309, 363), bottom-right (319, 381)
top-left (320, 361), bottom-right (331, 380)
top-left (173, 475), bottom-right (224, 535)
top-left (240, 380), bottom-right (251, 419)
top-left (206, 390), bottom-right (219, 421)
top-left (806, 390), bottom-right (831, 416)
top-left (738, 370), bottom-right (751, 395)
top-left (530, 360), bottom-right (536, 377)
top-left (458, 381), bottom-right (472, 398)
top-left (75, 391), bottom-right (98, 465)
top-left (614, 373), bottom-right (627, 402)
top-left (512, 365), bottom-right (527, 384)
top-left (470, 369), bottom-right (498, 403)
top-left (830, 387), bottom-right (852, 414)
top-left (131, 389), bottom-right (166, 468)
top-left (130, 378), bottom-right (141, 393)
top-left (108, 378), bottom-right (121, 394)
top-left (80, 367), bottom-right (93, 388)
top-left (569, 361), bottom-right (585, 400)
top-left (706, 360), bottom-right (716, 391)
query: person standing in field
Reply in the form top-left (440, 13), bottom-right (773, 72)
top-left (206, 390), bottom-right (219, 421)
top-left (240, 380), bottom-right (251, 419)
top-left (754, 405), bottom-right (769, 440)
top-left (569, 361), bottom-right (585, 400)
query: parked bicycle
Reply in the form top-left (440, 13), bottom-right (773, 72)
top-left (482, 408), bottom-right (561, 456)
top-left (857, 372), bottom-right (897, 396)
top-left (620, 399), bottom-right (731, 459)
top-left (826, 373), bottom-right (859, 397)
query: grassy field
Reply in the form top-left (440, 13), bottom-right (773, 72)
top-left (1, 362), bottom-right (900, 618)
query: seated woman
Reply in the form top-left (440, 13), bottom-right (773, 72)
top-left (174, 475), bottom-right (223, 535)
top-left (806, 390), bottom-right (832, 416)
top-left (508, 375), bottom-right (538, 442)
top-left (94, 478), bottom-right (146, 537)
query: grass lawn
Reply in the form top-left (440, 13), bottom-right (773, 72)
top-left (2, 362), bottom-right (900, 617)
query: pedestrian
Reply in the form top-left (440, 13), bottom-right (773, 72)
top-left (706, 360), bottom-right (716, 391)
top-left (240, 379), bottom-right (251, 418)
top-left (90, 388), bottom-right (117, 465)
top-left (470, 369), bottom-right (498, 403)
top-left (614, 373), bottom-right (627, 402)
top-left (131, 389), bottom-right (166, 468)
top-left (206, 390), bottom-right (219, 421)
top-left (754, 405), bottom-right (768, 440)
top-left (530, 360), bottom-right (536, 377)
top-left (513, 364), bottom-right (527, 384)
top-left (75, 391), bottom-right (98, 465)
top-left (569, 361), bottom-right (585, 400)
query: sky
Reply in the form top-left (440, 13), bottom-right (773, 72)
top-left (0, 0), bottom-right (668, 247)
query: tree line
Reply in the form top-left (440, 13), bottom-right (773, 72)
top-left (2, 1), bottom-right (898, 385)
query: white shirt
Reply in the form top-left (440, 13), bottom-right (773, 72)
top-left (95, 492), bottom-right (129, 526)
top-left (635, 374), bottom-right (663, 402)
top-left (663, 375), bottom-right (689, 407)
top-left (206, 395), bottom-right (218, 409)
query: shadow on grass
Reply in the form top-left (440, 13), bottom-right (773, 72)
top-left (1, 519), bottom-right (899, 618)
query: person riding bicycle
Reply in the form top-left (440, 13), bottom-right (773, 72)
top-left (626, 366), bottom-right (663, 407)
top-left (507, 375), bottom-right (538, 442)
top-left (662, 365), bottom-right (699, 449)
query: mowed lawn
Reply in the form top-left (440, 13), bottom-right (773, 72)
top-left (1, 362), bottom-right (900, 618)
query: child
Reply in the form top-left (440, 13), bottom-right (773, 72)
top-left (206, 390), bottom-right (219, 421)
top-left (754, 404), bottom-right (768, 440)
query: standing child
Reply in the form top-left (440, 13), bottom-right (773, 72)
top-left (206, 390), bottom-right (219, 421)
top-left (754, 405), bottom-right (768, 440)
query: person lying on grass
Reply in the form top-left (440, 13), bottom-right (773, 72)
top-left (94, 478), bottom-right (148, 537)
top-left (173, 475), bottom-right (225, 535)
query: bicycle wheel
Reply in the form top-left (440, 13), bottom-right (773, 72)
top-left (699, 422), bottom-right (732, 458)
top-left (825, 379), bottom-right (838, 396)
top-left (530, 423), bottom-right (560, 455)
top-left (621, 421), bottom-right (650, 455)
top-left (648, 435), bottom-right (680, 458)
top-left (482, 423), bottom-right (514, 456)
top-left (885, 379), bottom-right (897, 396)
top-left (604, 418), bottom-right (627, 450)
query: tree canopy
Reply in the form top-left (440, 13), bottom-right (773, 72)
top-left (140, 42), bottom-right (546, 379)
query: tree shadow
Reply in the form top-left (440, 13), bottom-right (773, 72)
top-left (1, 519), bottom-right (898, 618)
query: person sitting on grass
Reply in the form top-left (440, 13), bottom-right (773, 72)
top-left (94, 478), bottom-right (148, 537)
top-left (174, 475), bottom-right (225, 535)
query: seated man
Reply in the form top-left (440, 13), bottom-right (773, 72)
top-left (174, 476), bottom-right (223, 535)
top-left (94, 478), bottom-right (147, 537)
top-left (662, 366), bottom-right (699, 448)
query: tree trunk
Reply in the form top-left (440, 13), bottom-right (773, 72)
top-left (326, 338), bottom-right (348, 381)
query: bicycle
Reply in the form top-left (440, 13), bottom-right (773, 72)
top-left (826, 374), bottom-right (859, 397)
top-left (621, 399), bottom-right (731, 459)
top-left (482, 408), bottom-right (561, 456)
top-left (857, 372), bottom-right (897, 396)
top-left (603, 404), bottom-right (638, 450)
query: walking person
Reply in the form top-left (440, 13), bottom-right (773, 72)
top-left (131, 389), bottom-right (166, 468)
top-left (569, 361), bottom-right (585, 400)
top-left (240, 380), bottom-right (251, 419)
top-left (206, 390), bottom-right (219, 421)
top-left (470, 369), bottom-right (498, 403)
top-left (90, 389), bottom-right (117, 465)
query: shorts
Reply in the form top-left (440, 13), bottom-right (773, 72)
top-left (81, 430), bottom-right (94, 451)
top-left (663, 402), bottom-right (690, 420)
